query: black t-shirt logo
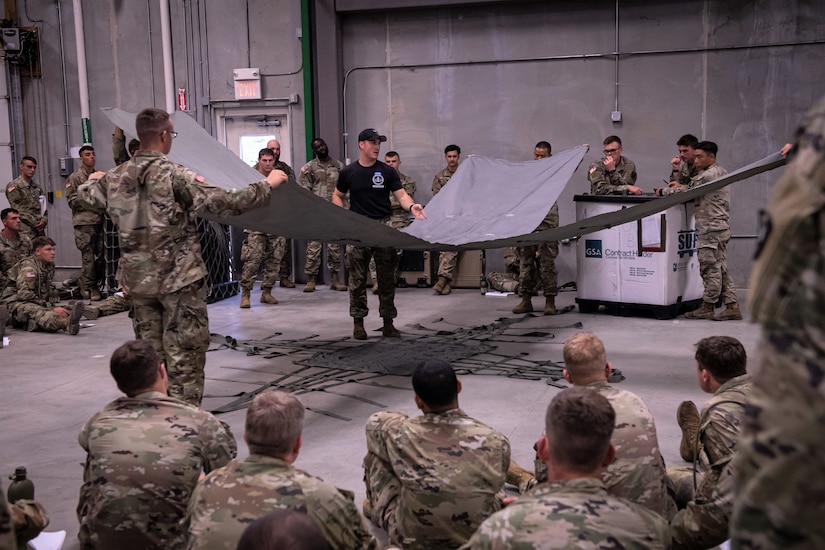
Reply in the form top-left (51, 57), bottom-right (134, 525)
top-left (372, 171), bottom-right (385, 188)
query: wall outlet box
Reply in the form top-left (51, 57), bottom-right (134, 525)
top-left (611, 111), bottom-right (623, 122)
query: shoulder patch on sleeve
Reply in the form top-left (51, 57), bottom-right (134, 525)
top-left (195, 175), bottom-right (205, 182)
top-left (7, 186), bottom-right (14, 192)
top-left (589, 166), bottom-right (597, 174)
top-left (25, 271), bottom-right (36, 277)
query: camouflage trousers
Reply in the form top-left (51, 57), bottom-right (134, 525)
top-left (667, 466), bottom-right (700, 509)
top-left (347, 240), bottom-right (397, 320)
top-left (279, 239), bottom-right (293, 279)
top-left (731, 332), bottom-right (825, 548)
top-left (518, 211), bottom-right (559, 298)
top-left (240, 233), bottom-right (286, 290)
top-left (74, 224), bottom-right (105, 292)
top-left (8, 302), bottom-right (65, 332)
top-left (305, 241), bottom-right (341, 276)
top-left (486, 272), bottom-right (519, 293)
top-left (97, 294), bottom-right (131, 317)
top-left (363, 412), bottom-right (405, 542)
top-left (697, 229), bottom-right (737, 305)
top-left (437, 251), bottom-right (459, 279)
top-left (369, 215), bottom-right (409, 282)
top-left (131, 279), bottom-right (209, 406)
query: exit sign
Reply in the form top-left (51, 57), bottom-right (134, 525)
top-left (233, 68), bottom-right (262, 100)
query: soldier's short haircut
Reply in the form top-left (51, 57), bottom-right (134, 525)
top-left (412, 360), bottom-right (458, 408)
top-left (385, 151), bottom-right (400, 159)
top-left (128, 139), bottom-right (141, 156)
top-left (695, 141), bottom-right (719, 156)
top-left (603, 135), bottom-right (622, 147)
top-left (258, 148), bottom-right (275, 160)
top-left (1, 207), bottom-right (19, 221)
top-left (545, 387), bottom-right (615, 473)
top-left (21, 156), bottom-right (37, 165)
top-left (135, 108), bottom-right (171, 143)
top-left (31, 236), bottom-right (56, 250)
top-left (534, 141), bottom-right (552, 153)
top-left (110, 340), bottom-right (162, 396)
top-left (237, 510), bottom-right (330, 550)
top-left (444, 144), bottom-right (461, 155)
top-left (245, 390), bottom-right (305, 458)
top-left (563, 332), bottom-right (607, 379)
top-left (694, 336), bottom-right (747, 382)
top-left (676, 134), bottom-right (699, 148)
top-left (79, 145), bottom-right (95, 155)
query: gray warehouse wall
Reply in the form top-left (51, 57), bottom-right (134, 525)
top-left (7, 0), bottom-right (306, 268)
top-left (334, 0), bottom-right (825, 285)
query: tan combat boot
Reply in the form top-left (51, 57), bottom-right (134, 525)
top-left (677, 400), bottom-right (700, 462)
top-left (432, 276), bottom-right (449, 295)
top-left (280, 277), bottom-right (295, 288)
top-left (543, 296), bottom-right (557, 315)
top-left (441, 280), bottom-right (452, 295)
top-left (715, 302), bottom-right (743, 321)
top-left (684, 301), bottom-right (715, 320)
top-left (371, 281), bottom-right (379, 294)
top-left (90, 288), bottom-right (103, 301)
top-left (353, 318), bottom-right (367, 340)
top-left (512, 296), bottom-right (533, 314)
top-left (382, 318), bottom-right (400, 338)
top-left (239, 288), bottom-right (251, 308)
top-left (329, 270), bottom-right (347, 291)
top-left (67, 302), bottom-right (84, 335)
top-left (506, 460), bottom-right (538, 495)
top-left (303, 276), bottom-right (316, 293)
top-left (260, 287), bottom-right (278, 304)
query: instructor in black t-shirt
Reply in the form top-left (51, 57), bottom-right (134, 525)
top-left (333, 128), bottom-right (426, 340)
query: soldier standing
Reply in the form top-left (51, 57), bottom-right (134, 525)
top-left (363, 360), bottom-right (510, 549)
top-left (78, 108), bottom-right (286, 405)
top-left (512, 141), bottom-right (560, 315)
top-left (267, 139), bottom-right (298, 289)
top-left (5, 156), bottom-right (47, 236)
top-left (332, 128), bottom-right (424, 340)
top-left (431, 144), bottom-right (461, 295)
top-left (239, 148), bottom-right (287, 308)
top-left (667, 134), bottom-right (701, 186)
top-left (462, 387), bottom-right (669, 549)
top-left (299, 138), bottom-right (347, 292)
top-left (77, 340), bottom-right (237, 550)
top-left (185, 391), bottom-right (378, 550)
top-left (588, 136), bottom-right (642, 195)
top-left (66, 145), bottom-right (105, 301)
top-left (659, 141), bottom-right (741, 320)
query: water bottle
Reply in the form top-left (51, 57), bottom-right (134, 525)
top-left (7, 466), bottom-right (35, 503)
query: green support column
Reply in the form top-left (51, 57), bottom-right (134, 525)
top-left (301, 0), bottom-right (315, 163)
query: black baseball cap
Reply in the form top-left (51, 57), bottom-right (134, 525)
top-left (358, 128), bottom-right (387, 142)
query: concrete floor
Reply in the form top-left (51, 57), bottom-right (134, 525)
top-left (0, 284), bottom-right (758, 549)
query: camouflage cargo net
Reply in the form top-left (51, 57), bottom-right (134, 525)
top-left (103, 216), bottom-right (238, 303)
top-left (207, 316), bottom-right (625, 419)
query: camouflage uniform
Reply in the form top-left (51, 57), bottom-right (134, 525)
top-left (364, 409), bottom-right (510, 549)
top-left (90, 292), bottom-right (132, 317)
top-left (0, 486), bottom-right (10, 550)
top-left (5, 176), bottom-right (46, 236)
top-left (371, 170), bottom-right (416, 282)
top-left (239, 231), bottom-right (286, 291)
top-left (113, 131), bottom-right (131, 166)
top-left (185, 454), bottom-right (378, 550)
top-left (0, 231), bottom-right (32, 293)
top-left (460, 477), bottom-right (670, 549)
top-left (77, 390), bottom-right (237, 550)
top-left (588, 156), bottom-right (638, 195)
top-left (1, 480), bottom-right (50, 550)
top-left (66, 167), bottom-right (105, 294)
top-left (518, 203), bottom-right (559, 299)
top-left (77, 150), bottom-right (271, 405)
top-left (1, 256), bottom-right (65, 331)
top-left (731, 96), bottom-right (825, 548)
top-left (669, 373), bottom-right (751, 549)
top-left (433, 167), bottom-right (460, 280)
top-left (274, 161), bottom-right (295, 281)
top-left (534, 381), bottom-right (670, 518)
top-left (668, 160), bottom-right (700, 186)
top-left (300, 157), bottom-right (345, 277)
top-left (486, 271), bottom-right (519, 293)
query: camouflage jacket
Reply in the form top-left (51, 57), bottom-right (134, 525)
top-left (432, 166), bottom-right (457, 196)
top-left (660, 163), bottom-right (729, 235)
top-left (113, 132), bottom-right (130, 166)
top-left (185, 454), bottom-right (377, 550)
top-left (77, 391), bottom-right (237, 550)
top-left (66, 167), bottom-right (103, 226)
top-left (588, 381), bottom-right (670, 518)
top-left (588, 156), bottom-right (638, 195)
top-left (389, 171), bottom-right (417, 225)
top-left (461, 477), bottom-right (670, 549)
top-left (668, 160), bottom-right (700, 186)
top-left (696, 373), bottom-right (752, 471)
top-left (5, 176), bottom-right (46, 233)
top-left (77, 151), bottom-right (271, 297)
top-left (368, 408), bottom-right (510, 549)
top-left (0, 231), bottom-right (32, 293)
top-left (1, 256), bottom-right (53, 306)
top-left (300, 157), bottom-right (344, 202)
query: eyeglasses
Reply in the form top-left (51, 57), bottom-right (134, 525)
top-left (603, 148), bottom-right (620, 154)
top-left (163, 130), bottom-right (178, 139)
